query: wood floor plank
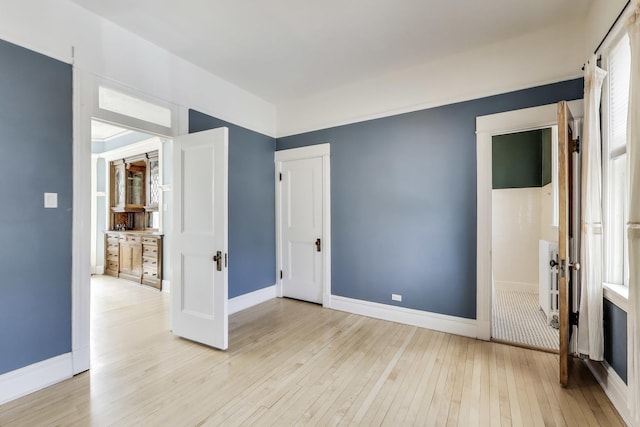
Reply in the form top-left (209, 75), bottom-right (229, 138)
top-left (400, 330), bottom-right (446, 426)
top-left (380, 329), bottom-right (435, 426)
top-left (0, 276), bottom-right (625, 426)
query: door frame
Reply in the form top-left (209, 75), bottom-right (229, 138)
top-left (275, 143), bottom-right (331, 307)
top-left (72, 70), bottom-right (184, 374)
top-left (475, 100), bottom-right (583, 340)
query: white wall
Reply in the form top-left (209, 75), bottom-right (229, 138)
top-left (539, 182), bottom-right (558, 243)
top-left (0, 0), bottom-right (276, 137)
top-left (277, 18), bottom-right (586, 137)
top-left (493, 178), bottom-right (557, 292)
top-left (492, 188), bottom-right (543, 292)
top-left (585, 0), bottom-right (630, 56)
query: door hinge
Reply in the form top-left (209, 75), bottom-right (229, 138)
top-left (280, 270), bottom-right (283, 279)
top-left (571, 137), bottom-right (580, 153)
top-left (225, 253), bottom-right (228, 268)
top-left (570, 311), bottom-right (579, 326)
top-left (279, 173), bottom-right (282, 181)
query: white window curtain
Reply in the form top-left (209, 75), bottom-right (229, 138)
top-left (577, 56), bottom-right (606, 360)
top-left (627, 6), bottom-right (640, 424)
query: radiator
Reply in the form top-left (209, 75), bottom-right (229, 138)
top-left (539, 240), bottom-right (559, 327)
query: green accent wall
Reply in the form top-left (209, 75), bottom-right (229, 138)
top-left (492, 128), bottom-right (552, 189)
top-left (541, 128), bottom-right (552, 186)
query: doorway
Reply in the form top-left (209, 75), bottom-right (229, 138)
top-left (88, 119), bottom-right (172, 370)
top-left (475, 100), bottom-right (583, 345)
top-left (275, 144), bottom-right (331, 306)
top-left (490, 127), bottom-right (560, 351)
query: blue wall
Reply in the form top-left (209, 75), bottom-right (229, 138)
top-left (604, 298), bottom-right (627, 383)
top-left (189, 110), bottom-right (276, 298)
top-left (0, 40), bottom-right (72, 374)
top-left (277, 79), bottom-right (583, 318)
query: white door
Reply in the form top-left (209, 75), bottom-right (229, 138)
top-left (171, 127), bottom-right (229, 350)
top-left (276, 145), bottom-right (330, 304)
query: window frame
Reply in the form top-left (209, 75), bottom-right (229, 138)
top-left (602, 31), bottom-right (631, 297)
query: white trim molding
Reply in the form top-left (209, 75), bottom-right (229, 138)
top-left (72, 67), bottom-right (92, 375)
top-left (603, 283), bottom-right (629, 312)
top-left (475, 100), bottom-right (583, 341)
top-left (162, 280), bottom-right (171, 294)
top-left (586, 360), bottom-right (630, 425)
top-left (0, 353), bottom-right (73, 405)
top-left (330, 295), bottom-right (478, 338)
top-left (229, 285), bottom-right (276, 315)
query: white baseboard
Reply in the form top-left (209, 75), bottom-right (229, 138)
top-left (229, 285), bottom-right (276, 315)
top-left (0, 353), bottom-right (73, 405)
top-left (494, 281), bottom-right (537, 293)
top-left (72, 345), bottom-right (90, 375)
top-left (162, 280), bottom-right (170, 294)
top-left (476, 320), bottom-right (491, 341)
top-left (95, 265), bottom-right (104, 275)
top-left (329, 295), bottom-right (478, 339)
top-left (586, 359), bottom-right (630, 425)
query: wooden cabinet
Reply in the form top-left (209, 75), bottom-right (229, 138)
top-left (105, 149), bottom-right (162, 289)
top-left (145, 153), bottom-right (160, 210)
top-left (109, 151), bottom-right (159, 231)
top-left (118, 234), bottom-right (143, 282)
top-left (104, 232), bottom-right (162, 290)
top-left (126, 166), bottom-right (145, 208)
top-left (111, 161), bottom-right (126, 211)
top-left (105, 232), bottom-right (120, 276)
top-left (141, 235), bottom-right (163, 289)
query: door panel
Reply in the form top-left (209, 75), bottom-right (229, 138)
top-left (171, 128), bottom-right (228, 350)
top-left (281, 156), bottom-right (323, 304)
top-left (558, 101), bottom-right (580, 386)
top-left (182, 254), bottom-right (215, 316)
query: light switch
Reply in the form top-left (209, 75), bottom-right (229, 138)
top-left (44, 192), bottom-right (58, 208)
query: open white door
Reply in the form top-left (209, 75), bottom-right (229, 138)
top-left (171, 127), bottom-right (229, 350)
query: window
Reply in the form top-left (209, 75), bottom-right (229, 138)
top-left (603, 33), bottom-right (631, 288)
top-left (98, 86), bottom-right (172, 128)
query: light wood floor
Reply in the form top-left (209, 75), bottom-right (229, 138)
top-left (0, 276), bottom-right (624, 426)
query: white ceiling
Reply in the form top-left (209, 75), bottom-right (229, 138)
top-left (70, 0), bottom-right (592, 105)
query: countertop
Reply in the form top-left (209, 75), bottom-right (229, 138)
top-left (105, 230), bottom-right (163, 236)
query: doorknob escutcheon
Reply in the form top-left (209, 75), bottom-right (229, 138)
top-left (315, 238), bottom-right (321, 252)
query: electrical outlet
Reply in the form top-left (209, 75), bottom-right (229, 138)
top-left (392, 294), bottom-right (402, 302)
top-left (44, 192), bottom-right (58, 208)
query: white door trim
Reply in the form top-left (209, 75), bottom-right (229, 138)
top-left (275, 143), bottom-right (331, 307)
top-left (72, 68), bottom-right (92, 374)
top-left (475, 100), bottom-right (583, 341)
